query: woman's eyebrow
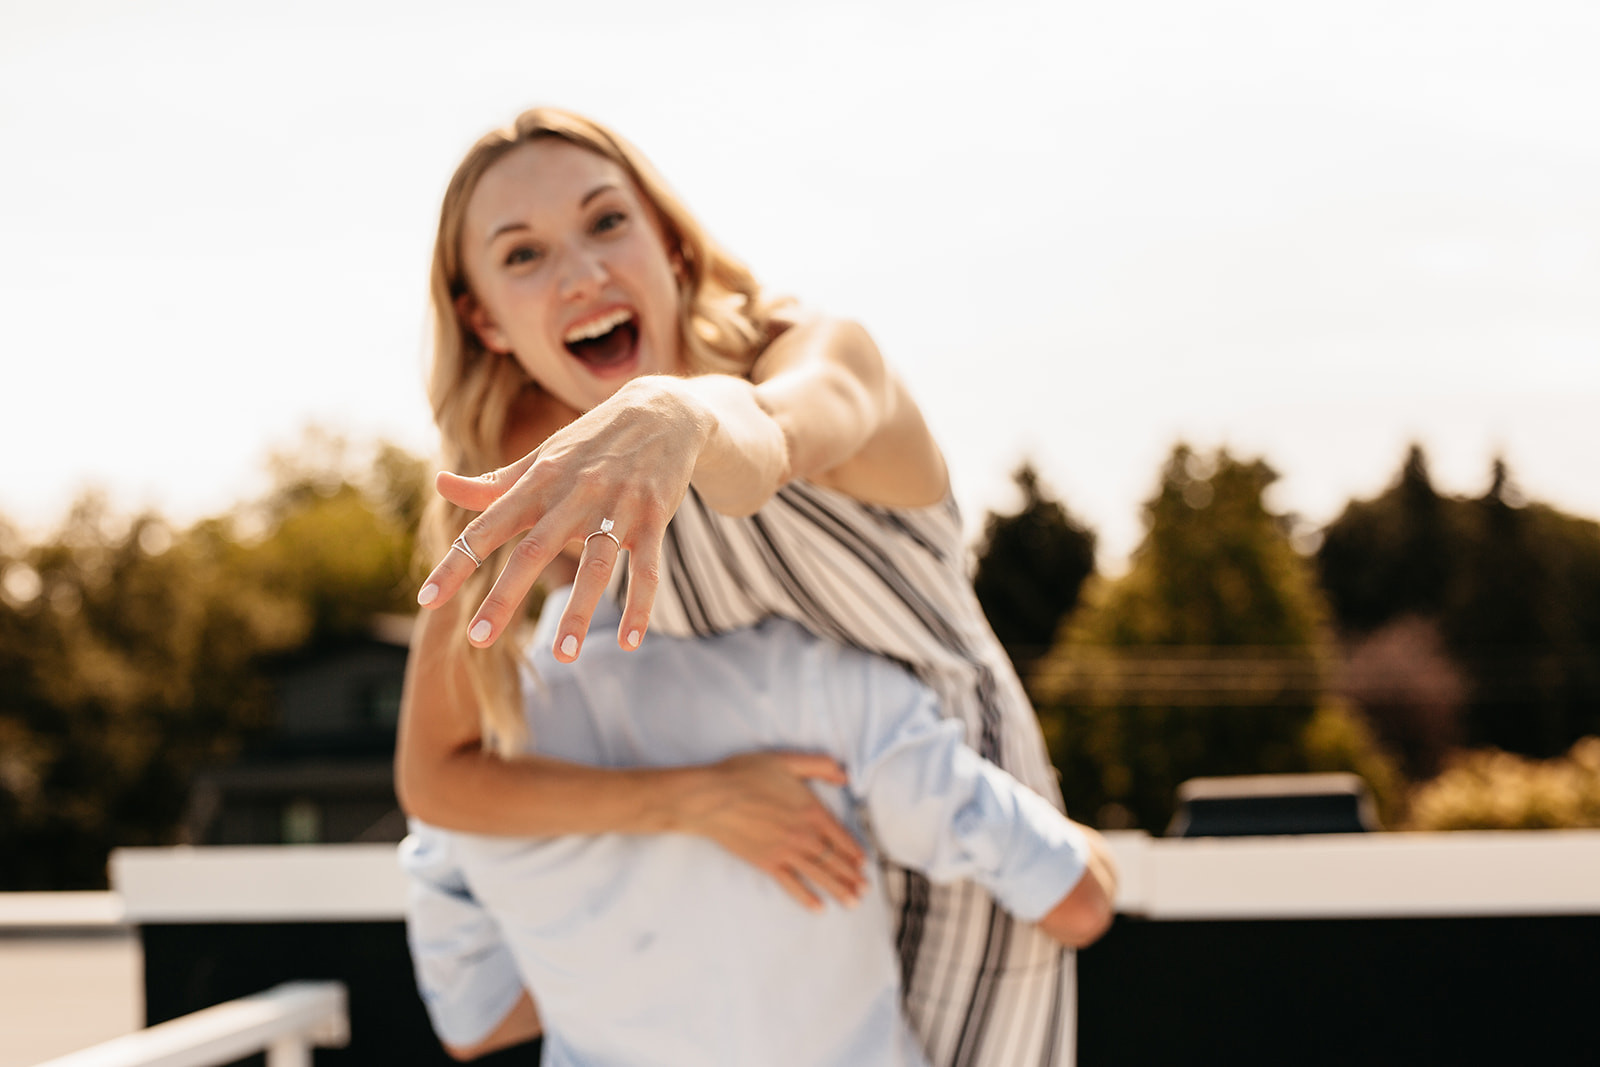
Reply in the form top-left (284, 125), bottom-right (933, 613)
top-left (580, 183), bottom-right (621, 207)
top-left (486, 221), bottom-right (530, 246)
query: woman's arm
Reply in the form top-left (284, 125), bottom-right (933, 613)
top-left (394, 597), bottom-right (868, 910)
top-left (748, 317), bottom-right (947, 510)
top-left (417, 317), bottom-right (944, 658)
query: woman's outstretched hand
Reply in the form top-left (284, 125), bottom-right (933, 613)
top-left (416, 376), bottom-right (723, 660)
top-left (677, 752), bottom-right (868, 912)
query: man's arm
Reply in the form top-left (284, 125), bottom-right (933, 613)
top-left (441, 992), bottom-right (541, 1062)
top-left (1037, 824), bottom-right (1119, 948)
top-left (833, 656), bottom-right (1119, 948)
top-left (399, 824), bottom-right (541, 1057)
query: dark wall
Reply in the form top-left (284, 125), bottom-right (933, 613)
top-left (142, 914), bottom-right (1599, 1066)
top-left (142, 922), bottom-right (537, 1066)
top-left (1077, 915), bottom-right (1600, 1065)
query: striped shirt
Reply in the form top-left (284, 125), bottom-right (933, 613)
top-left (641, 480), bottom-right (1078, 1067)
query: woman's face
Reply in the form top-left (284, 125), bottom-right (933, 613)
top-left (458, 139), bottom-right (685, 412)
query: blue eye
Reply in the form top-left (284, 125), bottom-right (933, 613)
top-left (504, 246), bottom-right (540, 267)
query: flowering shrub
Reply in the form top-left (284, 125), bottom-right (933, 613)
top-left (1406, 737), bottom-right (1600, 830)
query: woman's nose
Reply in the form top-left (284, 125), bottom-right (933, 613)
top-left (558, 246), bottom-right (608, 300)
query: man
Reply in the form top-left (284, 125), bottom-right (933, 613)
top-left (403, 585), bottom-right (1117, 1065)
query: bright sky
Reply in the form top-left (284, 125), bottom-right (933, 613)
top-left (3, 0), bottom-right (1597, 566)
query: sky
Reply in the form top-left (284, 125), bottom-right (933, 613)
top-left (3, 0), bottom-right (1597, 567)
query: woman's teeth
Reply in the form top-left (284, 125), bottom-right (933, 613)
top-left (563, 309), bottom-right (634, 344)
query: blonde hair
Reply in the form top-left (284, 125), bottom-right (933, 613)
top-left (421, 106), bottom-right (785, 754)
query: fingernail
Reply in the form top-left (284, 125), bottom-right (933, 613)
top-left (417, 583), bottom-right (439, 607)
top-left (560, 634), bottom-right (578, 657)
top-left (469, 620), bottom-right (492, 643)
top-left (625, 630), bottom-right (641, 649)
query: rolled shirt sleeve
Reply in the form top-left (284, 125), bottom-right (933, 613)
top-left (399, 821), bottom-right (527, 1049)
top-left (834, 653), bottom-right (1090, 923)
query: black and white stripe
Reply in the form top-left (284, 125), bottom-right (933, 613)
top-left (643, 482), bottom-right (1076, 1067)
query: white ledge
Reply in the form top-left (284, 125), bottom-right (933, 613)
top-left (0, 891), bottom-right (126, 929)
top-left (1104, 828), bottom-right (1600, 919)
top-left (109, 832), bottom-right (1600, 924)
top-left (112, 845), bottom-right (406, 923)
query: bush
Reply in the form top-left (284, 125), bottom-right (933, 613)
top-left (1302, 698), bottom-right (1407, 828)
top-left (1406, 737), bottom-right (1600, 830)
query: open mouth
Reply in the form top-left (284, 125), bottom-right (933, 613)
top-left (563, 309), bottom-right (639, 371)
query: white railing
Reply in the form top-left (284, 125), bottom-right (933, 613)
top-left (0, 891), bottom-right (124, 929)
top-left (31, 981), bottom-right (348, 1067)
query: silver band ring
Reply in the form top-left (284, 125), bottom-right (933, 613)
top-left (449, 534), bottom-right (483, 568)
top-left (584, 517), bottom-right (621, 551)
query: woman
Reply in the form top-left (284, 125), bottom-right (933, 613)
top-left (399, 108), bottom-right (1084, 1067)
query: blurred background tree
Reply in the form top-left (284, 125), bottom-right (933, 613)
top-left (971, 462), bottom-right (1097, 678)
top-left (1024, 445), bottom-right (1399, 831)
top-left (1336, 615), bottom-right (1465, 780)
top-left (1318, 447), bottom-right (1600, 762)
top-left (8, 431), bottom-right (1599, 887)
top-left (0, 429), bottom-right (427, 889)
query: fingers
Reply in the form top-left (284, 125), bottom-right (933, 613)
top-left (435, 452), bottom-right (539, 511)
top-left (775, 752), bottom-right (850, 788)
top-left (819, 811), bottom-right (867, 870)
top-left (767, 834), bottom-right (867, 911)
top-left (769, 866), bottom-right (825, 913)
top-left (417, 537), bottom-right (482, 610)
top-left (798, 840), bottom-right (868, 905)
top-left (768, 752), bottom-right (866, 871)
top-left (464, 522), bottom-right (569, 647)
top-left (805, 805), bottom-right (866, 873)
top-left (617, 536), bottom-right (661, 651)
top-left (780, 760), bottom-right (868, 898)
top-left (553, 528), bottom-right (623, 662)
top-left (419, 459), bottom-right (546, 612)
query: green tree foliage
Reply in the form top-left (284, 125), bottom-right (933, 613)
top-left (1317, 445), bottom-right (1453, 630)
top-left (0, 430), bottom-right (427, 889)
top-left (972, 463), bottom-right (1097, 678)
top-left (1033, 445), bottom-right (1398, 831)
top-left (1318, 448), bottom-right (1600, 758)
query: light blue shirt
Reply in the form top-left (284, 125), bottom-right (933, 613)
top-left (402, 586), bottom-right (1088, 1067)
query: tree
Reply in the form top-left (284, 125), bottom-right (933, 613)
top-left (971, 463), bottom-right (1096, 680)
top-left (1318, 448), bottom-right (1600, 759)
top-left (1337, 616), bottom-right (1465, 779)
top-left (1317, 444), bottom-right (1455, 631)
top-left (1033, 445), bottom-right (1396, 831)
top-left (0, 430), bottom-right (429, 889)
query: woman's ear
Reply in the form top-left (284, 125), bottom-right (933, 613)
top-left (455, 293), bottom-right (512, 354)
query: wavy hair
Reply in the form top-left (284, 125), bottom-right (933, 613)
top-left (421, 107), bottom-right (785, 753)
